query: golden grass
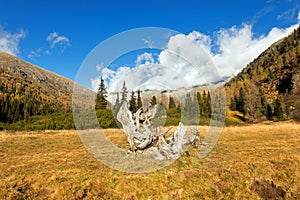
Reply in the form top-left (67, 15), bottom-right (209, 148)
top-left (0, 122), bottom-right (299, 199)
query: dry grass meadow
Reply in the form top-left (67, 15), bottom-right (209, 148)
top-left (0, 121), bottom-right (299, 199)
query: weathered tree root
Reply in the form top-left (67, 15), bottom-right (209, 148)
top-left (117, 101), bottom-right (200, 160)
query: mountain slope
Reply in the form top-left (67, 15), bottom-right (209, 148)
top-left (226, 25), bottom-right (300, 121)
top-left (0, 51), bottom-right (94, 123)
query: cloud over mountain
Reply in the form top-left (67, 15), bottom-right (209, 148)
top-left (93, 21), bottom-right (300, 94)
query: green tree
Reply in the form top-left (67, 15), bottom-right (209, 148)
top-left (260, 90), bottom-right (267, 117)
top-left (168, 96), bottom-right (176, 109)
top-left (266, 104), bottom-right (273, 120)
top-left (137, 90), bottom-right (142, 109)
top-left (150, 96), bottom-right (157, 106)
top-left (183, 93), bottom-right (199, 124)
top-left (273, 98), bottom-right (284, 121)
top-left (229, 97), bottom-right (237, 111)
top-left (121, 81), bottom-right (128, 103)
top-left (207, 91), bottom-right (212, 117)
top-left (237, 87), bottom-right (246, 117)
top-left (129, 91), bottom-right (137, 112)
top-left (202, 90), bottom-right (211, 118)
top-left (184, 93), bottom-right (193, 114)
top-left (95, 78), bottom-right (108, 110)
top-left (196, 92), bottom-right (203, 115)
top-left (202, 90), bottom-right (208, 117)
top-left (113, 92), bottom-right (121, 114)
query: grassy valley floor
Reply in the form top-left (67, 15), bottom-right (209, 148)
top-left (0, 122), bottom-right (299, 199)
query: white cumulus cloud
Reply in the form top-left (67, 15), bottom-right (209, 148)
top-left (46, 32), bottom-right (70, 50)
top-left (214, 23), bottom-right (299, 77)
top-left (135, 52), bottom-right (155, 66)
top-left (0, 27), bottom-right (25, 55)
top-left (92, 22), bottom-right (300, 94)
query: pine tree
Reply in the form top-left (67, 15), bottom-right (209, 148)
top-left (169, 96), bottom-right (176, 109)
top-left (113, 92), bottom-right (121, 113)
top-left (202, 90), bottom-right (208, 117)
top-left (211, 90), bottom-right (226, 121)
top-left (229, 97), bottom-right (237, 111)
top-left (266, 104), bottom-right (273, 120)
top-left (137, 90), bottom-right (142, 109)
top-left (191, 92), bottom-right (199, 119)
top-left (184, 93), bottom-right (193, 114)
top-left (150, 96), bottom-right (157, 106)
top-left (0, 97), bottom-right (4, 121)
top-left (238, 87), bottom-right (246, 117)
top-left (196, 92), bottom-right (203, 116)
top-left (273, 98), bottom-right (284, 121)
top-left (183, 93), bottom-right (199, 123)
top-left (121, 81), bottom-right (128, 103)
top-left (260, 90), bottom-right (267, 116)
top-left (202, 90), bottom-right (211, 118)
top-left (129, 91), bottom-right (137, 112)
top-left (207, 91), bottom-right (212, 117)
top-left (95, 78), bottom-right (108, 110)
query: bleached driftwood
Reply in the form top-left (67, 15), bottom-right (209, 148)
top-left (116, 101), bottom-right (200, 160)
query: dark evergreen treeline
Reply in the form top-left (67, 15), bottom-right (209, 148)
top-left (0, 81), bottom-right (70, 124)
top-left (0, 95), bottom-right (59, 123)
top-left (94, 79), bottom-right (215, 127)
top-left (0, 112), bottom-right (75, 131)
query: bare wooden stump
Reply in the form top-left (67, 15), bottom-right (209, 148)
top-left (117, 101), bottom-right (200, 160)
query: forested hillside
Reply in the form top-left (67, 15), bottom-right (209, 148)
top-left (0, 51), bottom-right (94, 128)
top-left (226, 25), bottom-right (300, 122)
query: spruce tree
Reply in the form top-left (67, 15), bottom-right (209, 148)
top-left (113, 92), bottom-right (121, 114)
top-left (183, 93), bottom-right (199, 123)
top-left (196, 92), bottom-right (203, 115)
top-left (202, 90), bottom-right (207, 117)
top-left (238, 87), bottom-right (246, 117)
top-left (260, 91), bottom-right (267, 117)
top-left (207, 91), bottom-right (212, 117)
top-left (137, 90), bottom-right (142, 109)
top-left (229, 97), bottom-right (237, 111)
top-left (184, 93), bottom-right (193, 114)
top-left (183, 93), bottom-right (193, 119)
top-left (273, 98), bottom-right (284, 121)
top-left (150, 96), bottom-right (157, 106)
top-left (168, 96), bottom-right (176, 109)
top-left (129, 91), bottom-right (137, 112)
top-left (121, 81), bottom-right (128, 103)
top-left (202, 90), bottom-right (211, 118)
top-left (95, 78), bottom-right (108, 110)
top-left (266, 104), bottom-right (273, 120)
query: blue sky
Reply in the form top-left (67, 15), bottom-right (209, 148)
top-left (0, 0), bottom-right (299, 90)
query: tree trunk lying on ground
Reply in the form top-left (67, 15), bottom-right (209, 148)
top-left (117, 101), bottom-right (201, 160)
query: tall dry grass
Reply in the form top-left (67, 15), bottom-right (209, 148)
top-left (0, 121), bottom-right (299, 199)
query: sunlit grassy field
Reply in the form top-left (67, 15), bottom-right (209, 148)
top-left (0, 122), bottom-right (299, 199)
